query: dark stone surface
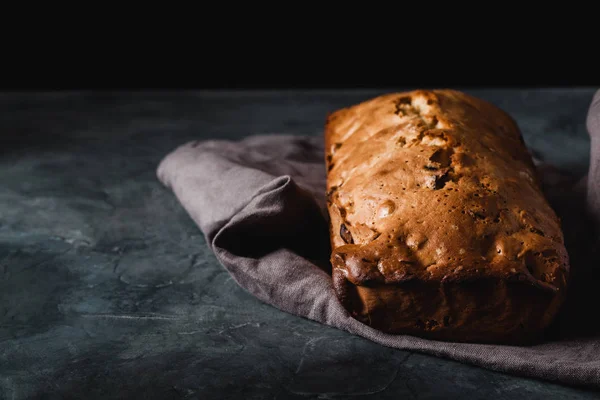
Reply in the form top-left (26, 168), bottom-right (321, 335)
top-left (0, 89), bottom-right (598, 399)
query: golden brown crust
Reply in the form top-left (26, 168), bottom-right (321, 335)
top-left (325, 89), bottom-right (570, 344)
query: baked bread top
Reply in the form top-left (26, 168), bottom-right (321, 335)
top-left (324, 89), bottom-right (569, 294)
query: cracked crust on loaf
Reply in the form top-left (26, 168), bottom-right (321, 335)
top-left (325, 89), bottom-right (570, 344)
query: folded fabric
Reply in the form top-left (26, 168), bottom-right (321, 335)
top-left (157, 90), bottom-right (600, 388)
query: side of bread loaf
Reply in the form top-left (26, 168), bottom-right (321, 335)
top-left (324, 89), bottom-right (570, 344)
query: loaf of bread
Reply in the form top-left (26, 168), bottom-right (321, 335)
top-left (324, 89), bottom-right (570, 344)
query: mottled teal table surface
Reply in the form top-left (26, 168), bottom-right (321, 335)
top-left (0, 89), bottom-right (598, 399)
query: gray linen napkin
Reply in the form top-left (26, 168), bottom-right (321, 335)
top-left (157, 90), bottom-right (600, 388)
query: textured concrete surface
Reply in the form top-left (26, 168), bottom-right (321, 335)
top-left (0, 89), bottom-right (598, 399)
